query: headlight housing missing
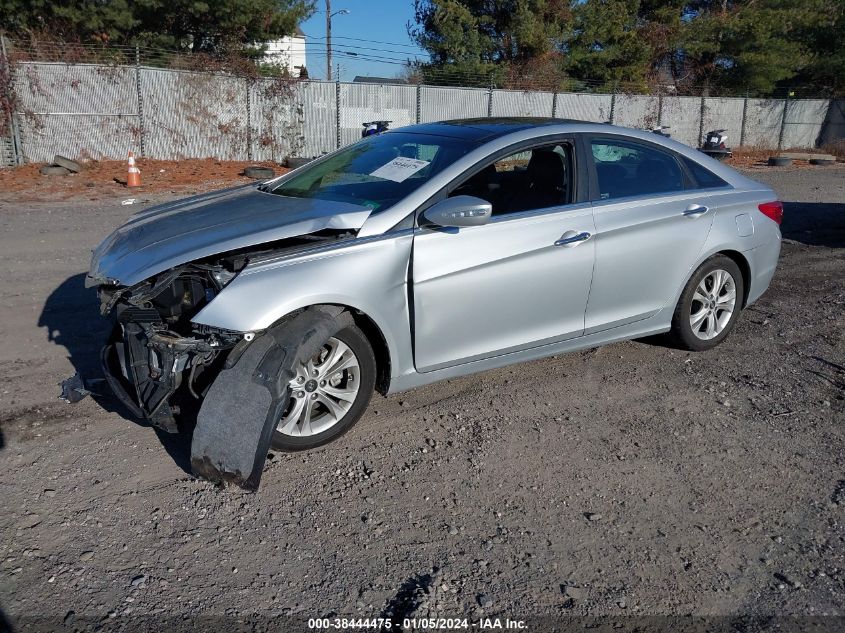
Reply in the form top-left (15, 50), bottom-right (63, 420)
top-left (211, 268), bottom-right (238, 288)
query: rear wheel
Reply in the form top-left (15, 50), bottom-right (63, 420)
top-left (271, 324), bottom-right (375, 451)
top-left (671, 255), bottom-right (744, 351)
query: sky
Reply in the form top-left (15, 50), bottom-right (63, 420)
top-left (299, 0), bottom-right (430, 81)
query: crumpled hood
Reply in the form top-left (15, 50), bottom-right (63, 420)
top-left (87, 185), bottom-right (372, 287)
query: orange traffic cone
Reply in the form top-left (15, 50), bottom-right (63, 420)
top-left (126, 151), bottom-right (141, 187)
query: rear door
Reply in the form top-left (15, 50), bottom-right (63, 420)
top-left (412, 138), bottom-right (596, 372)
top-left (583, 135), bottom-right (717, 333)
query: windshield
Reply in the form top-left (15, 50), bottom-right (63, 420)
top-left (266, 132), bottom-right (478, 212)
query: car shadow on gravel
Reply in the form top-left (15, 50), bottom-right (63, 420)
top-left (0, 603), bottom-right (14, 633)
top-left (38, 273), bottom-right (194, 475)
top-left (781, 201), bottom-right (845, 247)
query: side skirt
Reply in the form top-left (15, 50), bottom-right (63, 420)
top-left (388, 310), bottom-right (672, 394)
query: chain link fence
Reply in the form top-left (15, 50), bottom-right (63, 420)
top-left (1, 39), bottom-right (842, 167)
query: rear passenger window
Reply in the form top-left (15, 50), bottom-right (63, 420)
top-left (591, 140), bottom-right (684, 200)
top-left (682, 156), bottom-right (728, 189)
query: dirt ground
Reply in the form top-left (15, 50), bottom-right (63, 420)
top-left (0, 166), bottom-right (843, 632)
top-left (0, 148), bottom-right (829, 205)
top-left (0, 158), bottom-right (287, 203)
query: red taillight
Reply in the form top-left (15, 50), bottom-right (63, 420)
top-left (758, 201), bottom-right (783, 225)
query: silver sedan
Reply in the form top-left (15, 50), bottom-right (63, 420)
top-left (85, 118), bottom-right (782, 488)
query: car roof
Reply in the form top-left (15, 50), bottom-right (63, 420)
top-left (389, 118), bottom-right (765, 190)
top-left (393, 117), bottom-right (586, 142)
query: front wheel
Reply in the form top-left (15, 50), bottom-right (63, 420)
top-left (671, 255), bottom-right (744, 351)
top-left (271, 324), bottom-right (376, 451)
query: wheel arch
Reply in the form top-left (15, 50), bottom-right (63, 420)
top-left (676, 248), bottom-right (752, 309)
top-left (714, 249), bottom-right (752, 308)
top-left (347, 307), bottom-right (392, 396)
top-left (263, 302), bottom-right (394, 397)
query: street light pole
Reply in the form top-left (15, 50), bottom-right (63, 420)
top-left (326, 0), bottom-right (332, 81)
top-left (325, 1), bottom-right (349, 81)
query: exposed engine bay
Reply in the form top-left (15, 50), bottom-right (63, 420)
top-left (92, 230), bottom-right (355, 433)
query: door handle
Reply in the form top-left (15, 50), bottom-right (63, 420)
top-left (554, 231), bottom-right (592, 247)
top-left (683, 204), bottom-right (709, 217)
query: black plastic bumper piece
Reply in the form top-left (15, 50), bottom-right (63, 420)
top-left (190, 305), bottom-right (352, 491)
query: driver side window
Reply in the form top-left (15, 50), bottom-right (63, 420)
top-left (450, 143), bottom-right (574, 216)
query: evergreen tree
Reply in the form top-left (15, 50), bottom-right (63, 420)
top-left (676, 0), bottom-right (824, 95)
top-left (789, 0), bottom-right (845, 95)
top-left (0, 0), bottom-right (314, 53)
top-left (409, 0), bottom-right (842, 95)
top-left (564, 0), bottom-right (655, 90)
top-left (409, 0), bottom-right (572, 86)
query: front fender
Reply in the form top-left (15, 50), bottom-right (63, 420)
top-left (192, 232), bottom-right (414, 380)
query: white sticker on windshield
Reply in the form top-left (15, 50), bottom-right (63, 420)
top-left (369, 157), bottom-right (430, 183)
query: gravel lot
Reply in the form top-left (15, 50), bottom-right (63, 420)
top-left (0, 166), bottom-right (843, 631)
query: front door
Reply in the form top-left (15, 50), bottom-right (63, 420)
top-left (583, 136), bottom-right (716, 333)
top-left (411, 141), bottom-right (596, 372)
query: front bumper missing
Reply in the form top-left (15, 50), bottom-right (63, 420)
top-left (61, 303), bottom-right (350, 491)
top-left (100, 324), bottom-right (227, 433)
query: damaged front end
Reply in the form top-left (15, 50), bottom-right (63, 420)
top-left (64, 182), bottom-right (376, 488)
top-left (97, 263), bottom-right (245, 432)
top-left (86, 227), bottom-right (359, 434)
top-left (89, 227), bottom-right (359, 433)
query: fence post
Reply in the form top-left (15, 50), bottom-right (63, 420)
top-left (777, 89), bottom-right (790, 150)
top-left (134, 45), bottom-right (146, 158)
top-left (739, 89), bottom-right (749, 147)
top-left (335, 79), bottom-right (341, 149)
top-left (698, 93), bottom-right (706, 147)
top-left (1, 34), bottom-right (24, 165)
top-left (487, 79), bottom-right (494, 117)
top-left (245, 77), bottom-right (252, 161)
top-left (551, 91), bottom-right (558, 118)
top-left (656, 90), bottom-right (663, 128)
top-left (416, 83), bottom-right (421, 124)
top-left (608, 83), bottom-right (618, 124)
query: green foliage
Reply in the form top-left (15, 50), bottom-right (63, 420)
top-left (788, 0), bottom-right (845, 94)
top-left (675, 0), bottom-right (827, 95)
top-left (410, 0), bottom-right (844, 95)
top-left (0, 0), bottom-right (315, 52)
top-left (565, 0), bottom-right (654, 90)
top-left (409, 0), bottom-right (572, 86)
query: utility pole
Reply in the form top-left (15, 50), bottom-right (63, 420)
top-left (326, 0), bottom-right (332, 82)
top-left (325, 1), bottom-right (349, 81)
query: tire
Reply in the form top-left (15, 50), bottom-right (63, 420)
top-left (243, 166), bottom-right (275, 179)
top-left (809, 158), bottom-right (835, 166)
top-left (286, 157), bottom-right (313, 169)
top-left (671, 255), bottom-right (745, 352)
top-left (768, 157), bottom-right (792, 167)
top-left (39, 165), bottom-right (71, 176)
top-left (270, 323), bottom-right (376, 451)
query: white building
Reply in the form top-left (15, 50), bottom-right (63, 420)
top-left (263, 28), bottom-right (307, 75)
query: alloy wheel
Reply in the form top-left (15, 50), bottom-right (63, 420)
top-left (276, 336), bottom-right (361, 437)
top-left (689, 269), bottom-right (737, 340)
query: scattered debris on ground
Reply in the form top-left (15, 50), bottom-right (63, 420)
top-left (0, 158), bottom-right (286, 203)
top-left (728, 147), bottom-right (842, 170)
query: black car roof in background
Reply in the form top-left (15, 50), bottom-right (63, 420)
top-left (393, 118), bottom-right (589, 142)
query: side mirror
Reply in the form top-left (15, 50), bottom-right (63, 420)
top-left (421, 195), bottom-right (492, 228)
